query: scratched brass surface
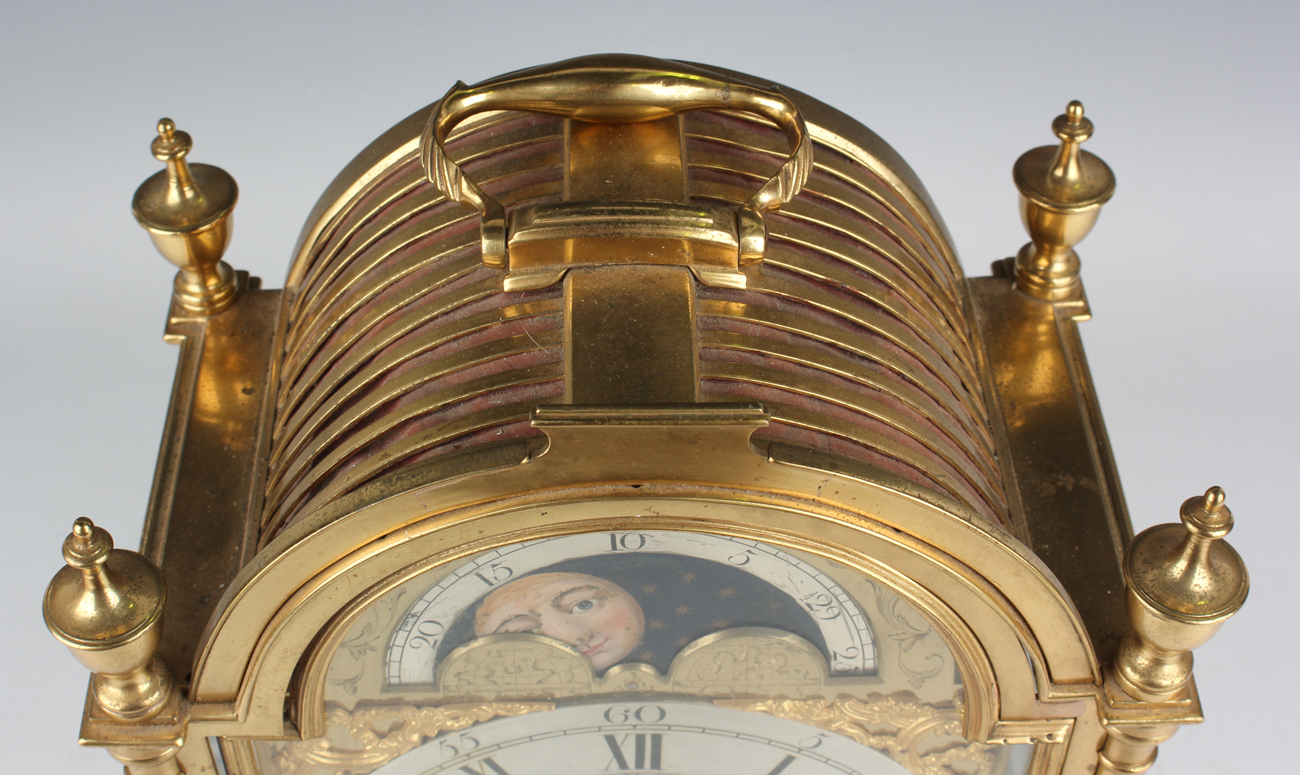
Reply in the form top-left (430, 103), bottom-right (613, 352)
top-left (968, 274), bottom-right (1130, 662)
top-left (149, 277), bottom-right (281, 673)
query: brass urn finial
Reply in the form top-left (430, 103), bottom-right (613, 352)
top-left (43, 517), bottom-right (175, 722)
top-left (1115, 486), bottom-right (1249, 702)
top-left (132, 117), bottom-right (239, 314)
top-left (1098, 487), bottom-right (1249, 775)
top-left (1012, 100), bottom-right (1116, 300)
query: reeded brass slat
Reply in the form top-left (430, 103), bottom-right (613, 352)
top-left (268, 400), bottom-right (553, 541)
top-left (264, 362), bottom-right (566, 530)
top-left (764, 248), bottom-right (972, 384)
top-left (286, 162), bottom-right (561, 358)
top-left (686, 152), bottom-right (964, 317)
top-left (274, 273), bottom-right (503, 442)
top-left (291, 182), bottom-right (453, 329)
top-left (700, 349), bottom-right (1000, 489)
top-left (748, 272), bottom-right (984, 412)
top-left (767, 236), bottom-right (970, 365)
top-left (766, 179), bottom-right (964, 324)
top-left (266, 330), bottom-right (563, 501)
top-left (743, 399), bottom-right (1001, 522)
top-left (693, 176), bottom-right (961, 338)
top-left (700, 361), bottom-right (1003, 508)
top-left (766, 230), bottom-right (968, 353)
top-left (699, 329), bottom-right (997, 463)
top-left (782, 168), bottom-right (955, 302)
top-left (697, 298), bottom-right (991, 430)
top-left (726, 172), bottom-right (963, 322)
top-left (273, 297), bottom-right (562, 459)
top-left (763, 253), bottom-right (978, 385)
top-left (284, 178), bottom-right (562, 377)
top-left (279, 243), bottom-right (481, 409)
top-left (291, 164), bottom-right (426, 316)
top-left (288, 202), bottom-right (474, 366)
top-left (291, 115), bottom-right (564, 313)
top-left (446, 113), bottom-right (564, 160)
top-left (292, 151), bottom-right (561, 334)
top-left (277, 255), bottom-right (500, 435)
top-left (685, 120), bottom-right (961, 288)
top-left (806, 147), bottom-right (963, 289)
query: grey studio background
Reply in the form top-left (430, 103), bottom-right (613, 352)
top-left (2, 2), bottom-right (1295, 773)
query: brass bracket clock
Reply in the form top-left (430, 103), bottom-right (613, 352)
top-left (41, 55), bottom-right (1248, 775)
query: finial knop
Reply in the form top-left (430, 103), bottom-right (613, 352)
top-left (1203, 485), bottom-right (1226, 513)
top-left (1181, 484), bottom-right (1233, 538)
top-left (63, 516), bottom-right (112, 569)
top-left (1052, 100), bottom-right (1094, 146)
top-left (150, 117), bottom-right (192, 163)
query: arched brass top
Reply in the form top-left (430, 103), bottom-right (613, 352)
top-left (419, 54), bottom-right (813, 267)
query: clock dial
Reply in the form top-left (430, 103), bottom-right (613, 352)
top-left (369, 701), bottom-right (913, 775)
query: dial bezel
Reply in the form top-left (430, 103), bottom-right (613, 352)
top-left (190, 414), bottom-right (1092, 768)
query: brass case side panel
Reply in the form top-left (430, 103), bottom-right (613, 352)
top-left (143, 280), bottom-right (282, 684)
top-left (968, 275), bottom-right (1130, 664)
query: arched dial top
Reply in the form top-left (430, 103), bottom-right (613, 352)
top-left (387, 532), bottom-right (876, 685)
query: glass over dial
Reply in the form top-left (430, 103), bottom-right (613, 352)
top-left (370, 701), bottom-right (913, 775)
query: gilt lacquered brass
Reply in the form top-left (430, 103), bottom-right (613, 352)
top-left (43, 55), bottom-right (1247, 775)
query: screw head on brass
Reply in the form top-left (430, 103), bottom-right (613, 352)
top-left (132, 117), bottom-right (240, 314)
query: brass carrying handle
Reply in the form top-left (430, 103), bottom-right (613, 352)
top-left (419, 54), bottom-right (812, 267)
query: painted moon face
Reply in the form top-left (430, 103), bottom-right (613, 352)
top-left (474, 572), bottom-right (645, 670)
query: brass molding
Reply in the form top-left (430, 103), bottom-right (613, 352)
top-left (269, 703), bottom-right (552, 775)
top-left (187, 425), bottom-right (1096, 756)
top-left (719, 693), bottom-right (1004, 775)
